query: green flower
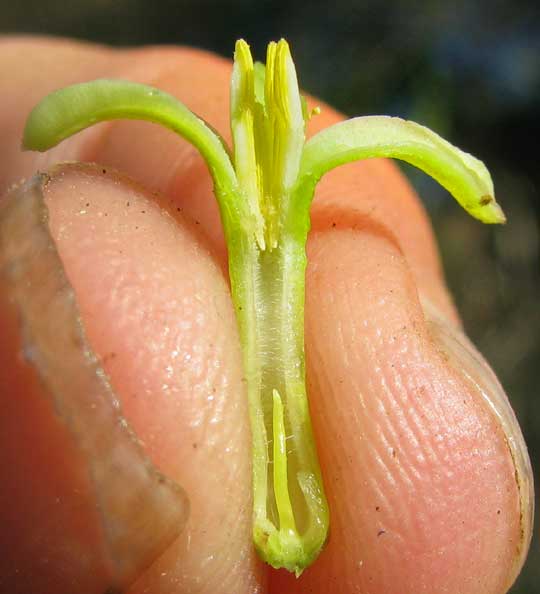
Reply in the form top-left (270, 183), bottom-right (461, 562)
top-left (23, 38), bottom-right (505, 576)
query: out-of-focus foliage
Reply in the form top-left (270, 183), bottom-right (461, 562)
top-left (2, 1), bottom-right (538, 591)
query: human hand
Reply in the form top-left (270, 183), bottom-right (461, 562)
top-left (0, 37), bottom-right (533, 594)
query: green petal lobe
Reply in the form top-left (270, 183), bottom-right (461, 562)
top-left (295, 115), bottom-right (505, 224)
top-left (23, 79), bottom-right (242, 225)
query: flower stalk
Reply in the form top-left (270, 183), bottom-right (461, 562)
top-left (22, 38), bottom-right (505, 575)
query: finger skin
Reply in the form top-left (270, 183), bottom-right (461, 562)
top-left (0, 175), bottom-right (189, 594)
top-left (0, 37), bottom-right (528, 594)
top-left (43, 164), bottom-right (265, 594)
top-left (271, 230), bottom-right (521, 594)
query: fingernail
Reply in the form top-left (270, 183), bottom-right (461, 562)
top-left (421, 295), bottom-right (534, 588)
top-left (0, 172), bottom-right (189, 593)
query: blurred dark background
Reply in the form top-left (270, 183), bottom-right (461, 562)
top-left (2, 1), bottom-right (538, 591)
